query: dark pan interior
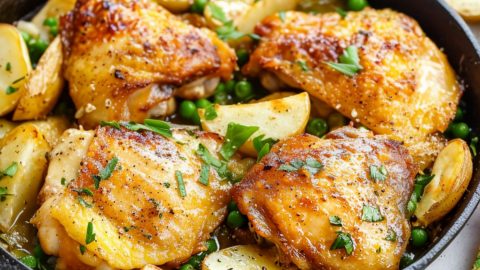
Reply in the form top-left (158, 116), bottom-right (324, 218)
top-left (0, 0), bottom-right (479, 269)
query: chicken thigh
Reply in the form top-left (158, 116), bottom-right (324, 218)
top-left (244, 9), bottom-right (461, 168)
top-left (61, 0), bottom-right (236, 128)
top-left (233, 127), bottom-right (417, 270)
top-left (32, 126), bottom-right (233, 269)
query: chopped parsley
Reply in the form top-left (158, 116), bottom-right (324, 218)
top-left (471, 137), bottom-right (478, 157)
top-left (326, 45), bottom-right (362, 76)
top-left (329, 216), bottom-right (342, 226)
top-left (220, 123), bottom-right (259, 160)
top-left (0, 187), bottom-right (12, 201)
top-left (79, 245), bottom-right (86, 255)
top-left (330, 231), bottom-right (354, 255)
top-left (196, 144), bottom-right (231, 181)
top-left (361, 205), bottom-right (384, 222)
top-left (175, 170), bottom-right (187, 198)
top-left (279, 157), bottom-right (323, 175)
top-left (163, 182), bottom-right (171, 188)
top-left (279, 159), bottom-right (304, 172)
top-left (410, 173), bottom-right (435, 203)
top-left (336, 7), bottom-right (348, 18)
top-left (5, 62), bottom-right (11, 72)
top-left (199, 163), bottom-right (210, 186)
top-left (100, 120), bottom-right (121, 129)
top-left (1, 162), bottom-right (18, 178)
top-left (208, 2), bottom-right (228, 23)
top-left (208, 2), bottom-right (258, 41)
top-left (5, 86), bottom-right (18, 95)
top-left (72, 188), bottom-right (94, 196)
top-left (92, 156), bottom-right (119, 189)
top-left (123, 119), bottom-right (172, 138)
top-left (78, 197), bottom-right (93, 208)
top-left (252, 135), bottom-right (277, 162)
top-left (278, 11), bottom-right (286, 22)
top-left (19, 255), bottom-right (37, 268)
top-left (305, 157), bottom-right (324, 175)
top-left (85, 221), bottom-right (96, 244)
top-left (369, 164), bottom-right (388, 182)
top-left (204, 105), bottom-right (218, 120)
top-left (61, 177), bottom-right (66, 186)
top-left (297, 60), bottom-right (309, 72)
top-left (385, 228), bottom-right (397, 242)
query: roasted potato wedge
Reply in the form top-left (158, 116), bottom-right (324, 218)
top-left (204, 0), bottom-right (254, 28)
top-left (235, 0), bottom-right (300, 33)
top-left (0, 123), bottom-right (50, 232)
top-left (445, 0), bottom-right (480, 22)
top-left (414, 139), bottom-right (473, 226)
top-left (255, 91), bottom-right (296, 102)
top-left (31, 116), bottom-right (70, 147)
top-left (0, 24), bottom-right (32, 116)
top-left (198, 92), bottom-right (310, 156)
top-left (0, 119), bottom-right (17, 140)
top-left (31, 0), bottom-right (76, 40)
top-left (202, 245), bottom-right (284, 270)
top-left (154, 0), bottom-right (192, 13)
top-left (13, 37), bottom-right (64, 121)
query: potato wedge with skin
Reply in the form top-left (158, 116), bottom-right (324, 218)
top-left (0, 24), bottom-right (32, 116)
top-left (235, 0), bottom-right (300, 34)
top-left (202, 245), bottom-right (286, 270)
top-left (445, 0), bottom-right (480, 22)
top-left (31, 116), bottom-right (71, 147)
top-left (0, 119), bottom-right (17, 140)
top-left (0, 123), bottom-right (51, 232)
top-left (199, 92), bottom-right (310, 156)
top-left (414, 139), bottom-right (473, 226)
top-left (32, 0), bottom-right (76, 40)
top-left (13, 37), bottom-right (64, 121)
top-left (154, 0), bottom-right (192, 13)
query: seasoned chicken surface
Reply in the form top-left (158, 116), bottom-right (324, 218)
top-left (233, 127), bottom-right (417, 270)
top-left (61, 0), bottom-right (236, 128)
top-left (244, 9), bottom-right (461, 168)
top-left (32, 127), bottom-right (233, 269)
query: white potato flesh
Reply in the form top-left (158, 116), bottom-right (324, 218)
top-left (31, 116), bottom-right (71, 148)
top-left (154, 0), bottom-right (191, 13)
top-left (202, 245), bottom-right (284, 270)
top-left (0, 24), bottom-right (32, 116)
top-left (0, 119), bottom-right (17, 140)
top-left (445, 0), bottom-right (480, 22)
top-left (13, 37), bottom-right (65, 121)
top-left (32, 0), bottom-right (76, 40)
top-left (0, 124), bottom-right (50, 232)
top-left (199, 92), bottom-right (310, 156)
top-left (235, 0), bottom-right (300, 34)
top-left (414, 139), bottom-right (473, 226)
top-left (204, 0), bottom-right (254, 28)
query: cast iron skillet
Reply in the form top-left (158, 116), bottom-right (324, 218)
top-left (0, 0), bottom-right (479, 269)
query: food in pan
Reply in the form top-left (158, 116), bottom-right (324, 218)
top-left (0, 0), bottom-right (476, 269)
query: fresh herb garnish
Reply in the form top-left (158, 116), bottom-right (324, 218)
top-left (196, 144), bottom-right (231, 181)
top-left (252, 135), bottom-right (277, 161)
top-left (369, 164), bottom-right (388, 182)
top-left (199, 163), bottom-right (210, 186)
top-left (330, 231), bottom-right (355, 255)
top-left (78, 197), bottom-right (93, 208)
top-left (5, 86), bottom-right (18, 95)
top-left (12, 76), bottom-right (25, 84)
top-left (100, 121), bottom-right (121, 129)
top-left (93, 156), bottom-right (118, 189)
top-left (336, 7), bottom-right (348, 18)
top-left (279, 157), bottom-right (323, 175)
top-left (297, 60), bottom-right (309, 71)
top-left (305, 157), bottom-right (324, 175)
top-left (216, 21), bottom-right (245, 41)
top-left (72, 188), bottom-right (94, 196)
top-left (278, 11), bottom-right (286, 22)
top-left (5, 62), bottom-right (11, 72)
top-left (257, 144), bottom-right (270, 162)
top-left (204, 105), bottom-right (218, 120)
top-left (326, 45), bottom-right (362, 76)
top-left (85, 221), bottom-right (96, 244)
top-left (163, 182), bottom-right (171, 188)
top-left (0, 187), bottom-right (12, 201)
top-left (61, 177), bottom-right (66, 186)
top-left (410, 173), bottom-right (435, 203)
top-left (122, 119), bottom-right (172, 138)
top-left (385, 228), bottom-right (397, 242)
top-left (361, 205), bottom-right (384, 222)
top-left (279, 159), bottom-right (304, 172)
top-left (220, 123), bottom-right (259, 160)
top-left (471, 137), bottom-right (478, 157)
top-left (208, 2), bottom-right (228, 23)
top-left (329, 216), bottom-right (342, 226)
top-left (1, 162), bottom-right (18, 178)
top-left (79, 245), bottom-right (86, 255)
top-left (175, 170), bottom-right (187, 198)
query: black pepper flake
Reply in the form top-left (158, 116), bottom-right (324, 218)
top-left (114, 69), bottom-right (125, 80)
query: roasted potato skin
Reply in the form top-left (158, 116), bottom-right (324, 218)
top-left (13, 37), bottom-right (65, 121)
top-left (414, 139), bottom-right (473, 226)
top-left (445, 0), bottom-right (480, 22)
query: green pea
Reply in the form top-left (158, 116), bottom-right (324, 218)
top-left (205, 239), bottom-right (218, 253)
top-left (191, 0), bottom-right (208, 14)
top-left (191, 111), bottom-right (201, 126)
top-left (179, 100), bottom-right (197, 119)
top-left (454, 107), bottom-right (465, 121)
top-left (49, 26), bottom-right (58, 37)
top-left (196, 98), bottom-right (212, 109)
top-left (450, 122), bottom-right (470, 139)
top-left (235, 81), bottom-right (253, 100)
top-left (215, 82), bottom-right (226, 94)
top-left (327, 112), bottom-right (347, 130)
top-left (227, 210), bottom-right (247, 229)
top-left (347, 0), bottom-right (368, 11)
top-left (214, 91), bottom-right (229, 105)
top-left (307, 118), bottom-right (328, 137)
top-left (179, 264), bottom-right (195, 270)
top-left (236, 48), bottom-right (250, 67)
top-left (43, 17), bottom-right (58, 27)
top-left (410, 228), bottom-right (428, 247)
top-left (225, 80), bottom-right (236, 93)
top-left (187, 252), bottom-right (206, 268)
top-left (28, 38), bottom-right (49, 64)
top-left (227, 201), bottom-right (238, 212)
top-left (20, 31), bottom-right (31, 43)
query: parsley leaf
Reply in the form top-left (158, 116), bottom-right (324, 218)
top-left (78, 197), bottom-right (93, 208)
top-left (79, 245), bottom-right (86, 255)
top-left (208, 2), bottom-right (228, 23)
top-left (257, 144), bottom-right (270, 162)
top-left (279, 157), bottom-right (323, 175)
top-left (330, 231), bottom-right (355, 255)
top-left (326, 45), bottom-right (362, 76)
top-left (197, 144), bottom-right (231, 180)
top-left (471, 137), bottom-right (478, 157)
top-left (19, 255), bottom-right (37, 268)
top-left (5, 62), bottom-right (11, 72)
top-left (5, 86), bottom-right (18, 95)
top-left (279, 159), bottom-right (304, 172)
top-left (297, 60), bottom-right (309, 71)
top-left (410, 173), bottom-right (435, 203)
top-left (305, 157), bottom-right (323, 175)
top-left (1, 162), bottom-right (18, 178)
top-left (385, 228), bottom-right (397, 242)
top-left (122, 119), bottom-right (172, 138)
top-left (329, 216), bottom-right (342, 226)
top-left (100, 121), bottom-right (121, 129)
top-left (0, 187), bottom-right (12, 201)
top-left (369, 164), bottom-right (388, 182)
top-left (199, 163), bottom-right (210, 186)
top-left (204, 105), bottom-right (218, 120)
top-left (278, 11), bottom-right (286, 22)
top-left (336, 7), bottom-right (347, 18)
top-left (361, 205), bottom-right (384, 222)
top-left (175, 170), bottom-right (187, 198)
top-left (85, 221), bottom-right (96, 244)
top-left (72, 188), bottom-right (94, 196)
top-left (220, 123), bottom-right (259, 160)
top-left (216, 21), bottom-right (245, 41)
top-left (253, 135), bottom-right (277, 161)
top-left (93, 157), bottom-right (118, 189)
top-left (61, 177), bottom-right (66, 186)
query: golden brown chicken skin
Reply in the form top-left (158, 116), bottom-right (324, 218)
top-left (233, 127), bottom-right (417, 270)
top-left (32, 126), bottom-right (233, 269)
top-left (61, 0), bottom-right (236, 128)
top-left (244, 9), bottom-right (461, 168)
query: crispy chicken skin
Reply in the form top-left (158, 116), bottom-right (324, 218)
top-left (244, 9), bottom-right (461, 168)
top-left (32, 127), bottom-right (232, 269)
top-left (232, 127), bottom-right (417, 270)
top-left (61, 0), bottom-right (236, 128)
